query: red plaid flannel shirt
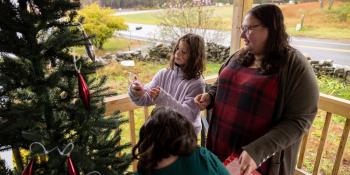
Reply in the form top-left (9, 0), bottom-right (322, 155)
top-left (207, 63), bottom-right (279, 174)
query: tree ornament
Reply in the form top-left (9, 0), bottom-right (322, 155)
top-left (73, 55), bottom-right (90, 110)
top-left (67, 155), bottom-right (79, 175)
top-left (21, 159), bottom-right (35, 175)
top-left (78, 72), bottom-right (90, 111)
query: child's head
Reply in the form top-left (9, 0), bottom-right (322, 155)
top-left (170, 33), bottom-right (206, 80)
top-left (132, 107), bottom-right (197, 174)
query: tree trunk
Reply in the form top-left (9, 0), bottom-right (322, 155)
top-left (98, 41), bottom-right (104, 50)
top-left (320, 0), bottom-right (324, 8)
top-left (99, 0), bottom-right (105, 7)
top-left (12, 147), bottom-right (23, 172)
top-left (328, 0), bottom-right (334, 10)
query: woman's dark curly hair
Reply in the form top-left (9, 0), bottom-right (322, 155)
top-left (132, 107), bottom-right (197, 175)
top-left (170, 33), bottom-right (206, 80)
top-left (235, 4), bottom-right (290, 74)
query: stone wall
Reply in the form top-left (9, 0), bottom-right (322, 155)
top-left (101, 43), bottom-right (350, 83)
top-left (308, 58), bottom-right (350, 83)
top-left (144, 43), bottom-right (172, 64)
top-left (206, 42), bottom-right (230, 63)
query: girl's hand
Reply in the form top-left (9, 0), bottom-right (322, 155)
top-left (194, 93), bottom-right (211, 110)
top-left (239, 151), bottom-right (257, 175)
top-left (149, 86), bottom-right (160, 100)
top-left (130, 76), bottom-right (145, 97)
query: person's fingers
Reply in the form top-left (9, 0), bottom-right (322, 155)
top-left (150, 88), bottom-right (160, 95)
top-left (240, 163), bottom-right (248, 175)
top-left (194, 94), bottom-right (202, 103)
top-left (194, 93), bottom-right (211, 110)
top-left (239, 151), bottom-right (258, 175)
top-left (149, 88), bottom-right (160, 99)
top-left (238, 153), bottom-right (243, 164)
top-left (135, 90), bottom-right (144, 97)
top-left (152, 91), bottom-right (159, 97)
top-left (239, 152), bottom-right (247, 173)
top-left (154, 87), bottom-right (160, 93)
top-left (194, 99), bottom-right (205, 110)
top-left (243, 165), bottom-right (254, 175)
top-left (199, 93), bottom-right (207, 102)
top-left (129, 75), bottom-right (137, 85)
top-left (200, 93), bottom-right (211, 105)
top-left (149, 90), bottom-right (154, 95)
top-left (131, 84), bottom-right (144, 97)
top-left (132, 84), bottom-right (142, 91)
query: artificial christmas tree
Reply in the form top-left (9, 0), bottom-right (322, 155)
top-left (0, 0), bottom-right (131, 174)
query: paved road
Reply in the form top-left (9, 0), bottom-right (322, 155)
top-left (117, 23), bottom-right (350, 66)
top-left (113, 9), bottom-right (162, 16)
top-left (290, 37), bottom-right (350, 66)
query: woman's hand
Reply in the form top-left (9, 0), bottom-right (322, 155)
top-left (239, 151), bottom-right (257, 175)
top-left (194, 93), bottom-right (211, 110)
top-left (149, 86), bottom-right (160, 100)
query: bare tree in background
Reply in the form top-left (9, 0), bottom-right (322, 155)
top-left (157, 2), bottom-right (226, 44)
top-left (319, 0), bottom-right (324, 8)
top-left (319, 0), bottom-right (334, 10)
top-left (328, 0), bottom-right (334, 10)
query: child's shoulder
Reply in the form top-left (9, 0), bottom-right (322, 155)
top-left (189, 147), bottom-right (210, 157)
top-left (197, 146), bottom-right (211, 155)
top-left (153, 68), bottom-right (169, 77)
top-left (190, 76), bottom-right (205, 87)
top-left (156, 68), bottom-right (171, 74)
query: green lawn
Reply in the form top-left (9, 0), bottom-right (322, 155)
top-left (118, 4), bottom-right (350, 40)
top-left (118, 6), bottom-right (232, 27)
top-left (102, 37), bottom-right (130, 51)
top-left (287, 26), bottom-right (350, 40)
top-left (74, 37), bottom-right (147, 56)
top-left (120, 12), bottom-right (162, 25)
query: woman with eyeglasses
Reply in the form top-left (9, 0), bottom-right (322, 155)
top-left (195, 4), bottom-right (319, 175)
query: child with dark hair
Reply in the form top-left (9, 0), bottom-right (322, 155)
top-left (128, 33), bottom-right (206, 135)
top-left (132, 107), bottom-right (229, 175)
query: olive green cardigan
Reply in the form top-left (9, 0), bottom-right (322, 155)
top-left (207, 48), bottom-right (319, 175)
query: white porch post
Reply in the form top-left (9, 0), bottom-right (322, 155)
top-left (0, 149), bottom-right (14, 170)
top-left (230, 0), bottom-right (253, 54)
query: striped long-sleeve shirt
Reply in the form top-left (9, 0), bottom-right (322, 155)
top-left (128, 67), bottom-right (205, 134)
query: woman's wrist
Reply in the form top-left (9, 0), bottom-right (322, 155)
top-left (206, 92), bottom-right (214, 109)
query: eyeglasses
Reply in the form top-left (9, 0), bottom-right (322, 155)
top-left (240, 24), bottom-right (262, 34)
